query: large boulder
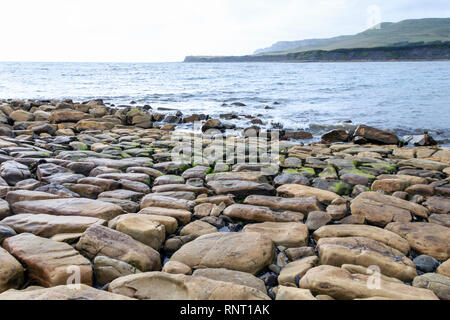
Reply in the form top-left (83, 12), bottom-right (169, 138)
top-left (0, 161), bottom-right (31, 186)
top-left (49, 110), bottom-right (88, 123)
top-left (140, 194), bottom-right (195, 211)
top-left (244, 195), bottom-right (322, 214)
top-left (278, 256), bottom-right (318, 286)
top-left (3, 233), bottom-right (92, 287)
top-left (413, 273), bottom-right (450, 300)
top-left (94, 256), bottom-right (141, 286)
top-left (353, 125), bottom-right (399, 145)
top-left (1, 214), bottom-right (106, 238)
top-left (170, 232), bottom-right (274, 275)
top-left (0, 247), bottom-right (24, 293)
top-left (299, 265), bottom-right (438, 300)
top-left (116, 215), bottom-right (166, 250)
top-left (109, 272), bottom-right (270, 300)
top-left (313, 224), bottom-right (410, 254)
top-left (192, 268), bottom-right (267, 294)
top-left (0, 284), bottom-right (134, 300)
top-left (0, 199), bottom-right (10, 220)
top-left (277, 184), bottom-right (343, 204)
top-left (207, 180), bottom-right (274, 198)
top-left (316, 237), bottom-right (417, 281)
top-left (243, 222), bottom-right (308, 247)
top-left (76, 225), bottom-right (161, 272)
top-left (350, 192), bottom-right (429, 226)
top-left (386, 222), bottom-right (450, 261)
top-left (223, 204), bottom-right (304, 222)
top-left (11, 198), bottom-right (125, 221)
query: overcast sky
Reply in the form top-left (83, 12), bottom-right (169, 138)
top-left (0, 0), bottom-right (448, 62)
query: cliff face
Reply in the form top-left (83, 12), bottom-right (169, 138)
top-left (184, 42), bottom-right (450, 63)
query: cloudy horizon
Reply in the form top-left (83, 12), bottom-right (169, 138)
top-left (0, 0), bottom-right (449, 62)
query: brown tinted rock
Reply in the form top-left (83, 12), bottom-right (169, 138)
top-left (305, 211), bottom-right (332, 231)
top-left (139, 207), bottom-right (192, 225)
top-left (76, 225), bottom-right (161, 272)
top-left (141, 194), bottom-right (195, 211)
top-left (277, 184), bottom-right (343, 204)
top-left (109, 213), bottom-right (178, 234)
top-left (49, 110), bottom-right (88, 123)
top-left (313, 224), bottom-right (410, 254)
top-left (285, 247), bottom-right (315, 261)
top-left (77, 177), bottom-right (120, 191)
top-left (109, 272), bottom-right (270, 300)
top-left (244, 195), bottom-right (322, 214)
top-left (0, 199), bottom-right (10, 219)
top-left (192, 268), bottom-right (266, 294)
top-left (5, 190), bottom-right (61, 205)
top-left (0, 247), bottom-right (24, 293)
top-left (353, 125), bottom-right (399, 145)
top-left (350, 192), bottom-right (429, 226)
top-left (1, 214), bottom-right (105, 238)
top-left (0, 284), bottom-right (134, 300)
top-left (223, 204), bottom-right (304, 222)
top-left (278, 256), bottom-right (318, 287)
top-left (437, 259), bottom-right (450, 277)
top-left (386, 222), bottom-right (450, 261)
top-left (299, 265), bottom-right (438, 300)
top-left (3, 233), bottom-right (92, 287)
top-left (243, 222), bottom-right (308, 247)
top-left (321, 130), bottom-right (349, 143)
top-left (170, 232), bottom-right (274, 275)
top-left (371, 179), bottom-right (410, 193)
top-left (116, 215), bottom-right (166, 250)
top-left (413, 273), bottom-right (450, 300)
top-left (317, 237), bottom-right (417, 281)
top-left (405, 184), bottom-right (434, 197)
top-left (423, 196), bottom-right (450, 214)
top-left (11, 198), bottom-right (124, 221)
top-left (94, 256), bottom-right (141, 286)
top-left (180, 220), bottom-right (217, 238)
top-left (162, 261), bottom-right (192, 275)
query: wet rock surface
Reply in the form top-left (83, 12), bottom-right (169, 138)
top-left (0, 99), bottom-right (449, 300)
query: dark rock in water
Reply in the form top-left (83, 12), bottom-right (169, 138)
top-left (163, 115), bottom-right (181, 124)
top-left (271, 122), bottom-right (283, 129)
top-left (251, 118), bottom-right (263, 125)
top-left (353, 136), bottom-right (368, 145)
top-left (283, 130), bottom-right (313, 140)
top-left (202, 119), bottom-right (223, 132)
top-left (231, 102), bottom-right (246, 107)
top-left (183, 114), bottom-right (207, 123)
top-left (413, 255), bottom-right (439, 273)
top-left (353, 125), bottom-right (399, 145)
top-left (321, 129), bottom-right (349, 143)
top-left (220, 113), bottom-right (238, 120)
top-left (264, 105), bottom-right (274, 110)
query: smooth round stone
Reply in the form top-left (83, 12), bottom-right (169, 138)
top-left (413, 255), bottom-right (439, 273)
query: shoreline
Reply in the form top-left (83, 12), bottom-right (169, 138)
top-left (0, 99), bottom-right (449, 301)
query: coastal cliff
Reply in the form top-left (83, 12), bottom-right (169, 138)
top-left (184, 42), bottom-right (450, 62)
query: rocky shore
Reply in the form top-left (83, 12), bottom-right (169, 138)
top-left (0, 99), bottom-right (449, 300)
